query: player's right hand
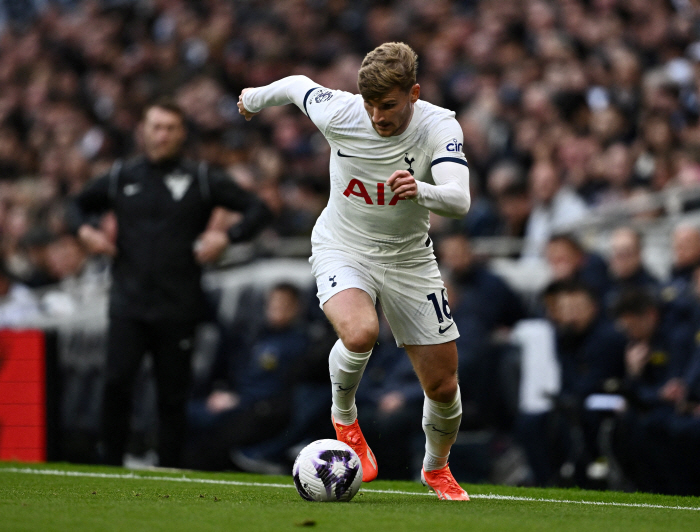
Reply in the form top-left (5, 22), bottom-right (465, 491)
top-left (387, 170), bottom-right (418, 199)
top-left (238, 88), bottom-right (259, 121)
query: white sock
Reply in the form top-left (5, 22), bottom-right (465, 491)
top-left (422, 386), bottom-right (462, 471)
top-left (329, 339), bottom-right (372, 425)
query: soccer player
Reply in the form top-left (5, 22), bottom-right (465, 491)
top-left (238, 42), bottom-right (471, 500)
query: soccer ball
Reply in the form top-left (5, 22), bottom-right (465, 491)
top-left (292, 439), bottom-right (363, 502)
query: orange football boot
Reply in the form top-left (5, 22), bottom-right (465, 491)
top-left (332, 417), bottom-right (378, 482)
top-left (421, 464), bottom-right (470, 501)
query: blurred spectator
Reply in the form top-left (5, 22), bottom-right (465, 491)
top-left (516, 281), bottom-right (626, 486)
top-left (669, 223), bottom-right (700, 288)
top-left (684, 267), bottom-right (700, 406)
top-left (679, 267), bottom-right (700, 408)
top-left (556, 133), bottom-right (601, 204)
top-left (487, 161), bottom-right (525, 200)
top-left (555, 282), bottom-right (626, 404)
top-left (494, 180), bottom-right (532, 241)
top-left (40, 233), bottom-right (110, 317)
top-left (612, 288), bottom-right (698, 495)
top-left (185, 283), bottom-right (308, 471)
top-left (592, 143), bottom-right (635, 206)
top-left (16, 227), bottom-right (60, 288)
top-left (613, 289), bottom-right (694, 409)
top-left (545, 233), bottom-right (610, 298)
top-left (44, 234), bottom-right (87, 282)
top-left (0, 259), bottom-right (40, 327)
top-left (604, 226), bottom-right (659, 312)
top-left (661, 223), bottom-right (700, 326)
top-left (522, 161), bottom-right (588, 258)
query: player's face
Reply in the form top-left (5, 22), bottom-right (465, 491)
top-left (142, 107), bottom-right (186, 162)
top-left (363, 84), bottom-right (420, 137)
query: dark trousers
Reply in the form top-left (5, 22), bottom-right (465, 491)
top-left (183, 396), bottom-right (291, 471)
top-left (516, 407), bottom-right (604, 487)
top-left (614, 407), bottom-right (700, 495)
top-left (100, 315), bottom-right (197, 467)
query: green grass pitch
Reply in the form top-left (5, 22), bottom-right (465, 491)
top-left (1, 462), bottom-right (699, 531)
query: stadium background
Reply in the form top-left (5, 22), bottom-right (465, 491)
top-left (2, 0), bottom-right (700, 494)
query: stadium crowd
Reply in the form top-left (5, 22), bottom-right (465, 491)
top-left (2, 0), bottom-right (700, 494)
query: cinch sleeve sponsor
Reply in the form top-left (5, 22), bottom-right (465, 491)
top-left (429, 119), bottom-right (468, 168)
top-left (411, 117), bottom-right (471, 218)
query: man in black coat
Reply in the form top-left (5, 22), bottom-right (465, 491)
top-left (556, 283), bottom-right (627, 402)
top-left (516, 281), bottom-right (626, 486)
top-left (611, 288), bottom-right (697, 493)
top-left (67, 100), bottom-right (272, 467)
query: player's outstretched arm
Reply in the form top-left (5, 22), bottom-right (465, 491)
top-left (238, 75), bottom-right (320, 118)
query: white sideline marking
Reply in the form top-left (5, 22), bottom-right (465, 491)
top-left (2, 467), bottom-right (699, 511)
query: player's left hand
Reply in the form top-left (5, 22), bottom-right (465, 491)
top-left (194, 230), bottom-right (229, 264)
top-left (387, 170), bottom-right (418, 199)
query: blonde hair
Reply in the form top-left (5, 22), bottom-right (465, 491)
top-left (357, 42), bottom-right (418, 100)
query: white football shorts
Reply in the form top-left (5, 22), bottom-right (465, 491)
top-left (309, 248), bottom-right (460, 347)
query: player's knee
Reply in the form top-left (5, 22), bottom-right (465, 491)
top-left (424, 374), bottom-right (458, 404)
top-left (340, 322), bottom-right (378, 353)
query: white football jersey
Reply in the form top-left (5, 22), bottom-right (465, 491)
top-left (245, 77), bottom-right (469, 262)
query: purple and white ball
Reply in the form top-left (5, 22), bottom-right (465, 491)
top-left (293, 439), bottom-right (363, 502)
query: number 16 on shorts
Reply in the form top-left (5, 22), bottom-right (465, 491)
top-left (427, 289), bottom-right (454, 334)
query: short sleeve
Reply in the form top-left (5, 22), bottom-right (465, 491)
top-left (429, 119), bottom-right (469, 170)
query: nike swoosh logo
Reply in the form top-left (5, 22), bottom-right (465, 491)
top-left (337, 149), bottom-right (356, 158)
top-left (367, 449), bottom-right (377, 470)
top-left (438, 322), bottom-right (454, 334)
